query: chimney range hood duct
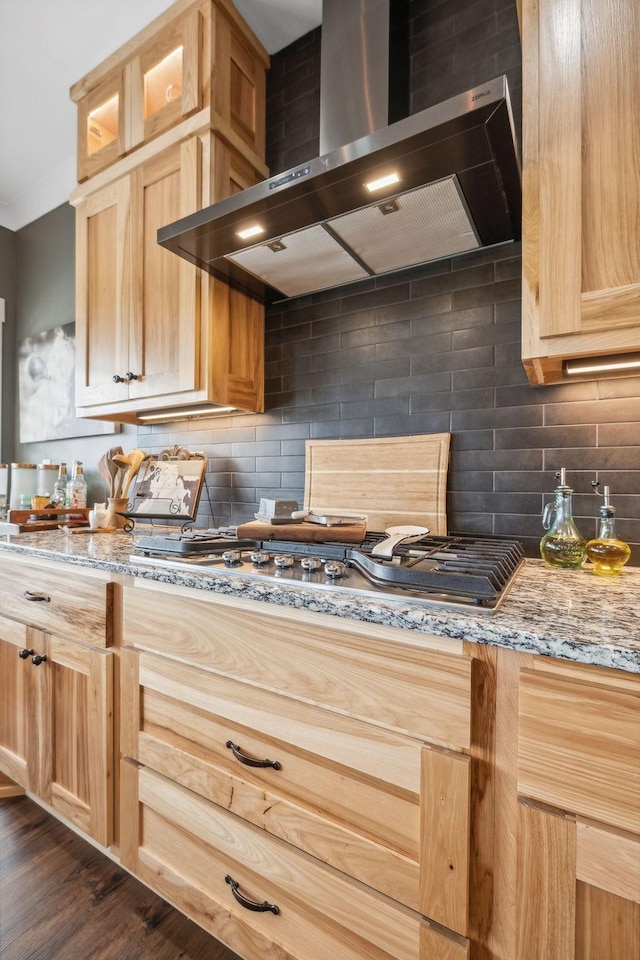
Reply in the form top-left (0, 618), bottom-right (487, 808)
top-left (158, 0), bottom-right (521, 305)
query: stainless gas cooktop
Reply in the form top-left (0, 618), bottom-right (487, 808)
top-left (131, 530), bottom-right (524, 614)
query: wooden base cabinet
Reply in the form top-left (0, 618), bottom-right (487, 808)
top-left (517, 801), bottom-right (640, 960)
top-left (521, 0), bottom-right (640, 383)
top-left (0, 555), bottom-right (114, 846)
top-left (2, 551), bottom-right (639, 959)
top-left (516, 660), bottom-right (640, 959)
top-left (0, 616), bottom-right (31, 788)
top-left (120, 579), bottom-right (476, 959)
top-left (0, 620), bottom-right (113, 846)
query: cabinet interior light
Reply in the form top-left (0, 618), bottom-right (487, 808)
top-left (564, 353), bottom-right (640, 376)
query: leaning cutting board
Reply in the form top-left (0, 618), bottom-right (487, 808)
top-left (303, 434), bottom-right (451, 535)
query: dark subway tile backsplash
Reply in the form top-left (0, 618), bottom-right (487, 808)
top-left (139, 1), bottom-right (639, 562)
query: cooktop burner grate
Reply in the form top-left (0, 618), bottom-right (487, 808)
top-left (132, 530), bottom-right (525, 612)
top-left (349, 535), bottom-right (524, 600)
top-left (135, 528), bottom-right (254, 555)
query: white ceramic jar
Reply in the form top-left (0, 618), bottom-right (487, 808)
top-left (10, 463), bottom-right (38, 509)
top-left (0, 464), bottom-right (7, 512)
top-left (37, 462), bottom-right (59, 497)
top-left (88, 502), bottom-right (108, 529)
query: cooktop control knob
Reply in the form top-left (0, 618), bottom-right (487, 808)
top-left (324, 560), bottom-right (347, 579)
top-left (222, 549), bottom-right (242, 566)
top-left (274, 554), bottom-right (294, 569)
top-left (250, 550), bottom-right (271, 565)
top-left (300, 556), bottom-right (322, 571)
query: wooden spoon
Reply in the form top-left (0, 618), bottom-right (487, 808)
top-left (105, 446), bottom-right (124, 497)
top-left (111, 454), bottom-right (131, 498)
top-left (97, 454), bottom-right (111, 494)
top-left (121, 449), bottom-right (146, 498)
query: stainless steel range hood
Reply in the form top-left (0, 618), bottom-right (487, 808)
top-left (158, 1), bottom-right (521, 304)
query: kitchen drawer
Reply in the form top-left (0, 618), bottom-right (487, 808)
top-left (518, 667), bottom-right (640, 835)
top-left (121, 648), bottom-right (470, 931)
top-left (123, 580), bottom-right (473, 750)
top-left (0, 555), bottom-right (112, 647)
top-left (120, 760), bottom-right (470, 960)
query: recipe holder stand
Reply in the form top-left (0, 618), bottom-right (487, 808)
top-left (108, 446), bottom-right (210, 534)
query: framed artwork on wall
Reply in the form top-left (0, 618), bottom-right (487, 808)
top-left (18, 322), bottom-right (120, 443)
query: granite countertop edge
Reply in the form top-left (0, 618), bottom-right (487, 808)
top-left (1, 534), bottom-right (638, 674)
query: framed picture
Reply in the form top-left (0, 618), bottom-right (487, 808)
top-left (126, 456), bottom-right (207, 522)
top-left (18, 322), bottom-right (120, 442)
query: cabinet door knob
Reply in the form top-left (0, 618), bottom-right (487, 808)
top-left (31, 654), bottom-right (48, 666)
top-left (24, 590), bottom-right (51, 603)
top-left (225, 740), bottom-right (281, 770)
top-left (224, 875), bottom-right (279, 915)
top-left (124, 371), bottom-right (140, 381)
top-left (112, 374), bottom-right (125, 383)
top-left (18, 648), bottom-right (35, 660)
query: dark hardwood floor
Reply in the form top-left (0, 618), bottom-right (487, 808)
top-left (0, 797), bottom-right (243, 960)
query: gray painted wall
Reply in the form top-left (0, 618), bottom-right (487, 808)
top-left (11, 205), bottom-right (136, 504)
top-left (0, 225), bottom-right (16, 462)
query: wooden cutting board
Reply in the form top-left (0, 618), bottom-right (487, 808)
top-left (236, 520), bottom-right (367, 543)
top-left (303, 434), bottom-right (450, 534)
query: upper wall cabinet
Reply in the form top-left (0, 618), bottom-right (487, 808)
top-left (71, 0), bottom-right (268, 182)
top-left (70, 0), bottom-right (269, 421)
top-left (74, 132), bottom-right (265, 423)
top-left (521, 0), bottom-right (640, 384)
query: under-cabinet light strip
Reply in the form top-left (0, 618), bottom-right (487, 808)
top-left (564, 354), bottom-right (640, 376)
top-left (138, 406), bottom-right (237, 422)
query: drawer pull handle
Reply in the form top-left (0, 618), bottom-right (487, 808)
top-left (226, 740), bottom-right (281, 770)
top-left (225, 875), bottom-right (279, 915)
top-left (24, 590), bottom-right (51, 603)
top-left (18, 648), bottom-right (35, 660)
top-left (32, 654), bottom-right (48, 666)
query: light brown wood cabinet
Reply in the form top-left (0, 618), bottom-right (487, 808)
top-left (1, 550), bottom-right (638, 959)
top-left (71, 0), bottom-right (267, 183)
top-left (521, 0), bottom-right (640, 384)
top-left (516, 660), bottom-right (640, 959)
top-left (119, 578), bottom-right (475, 959)
top-left (74, 133), bottom-right (264, 421)
top-left (70, 0), bottom-right (268, 423)
top-left (0, 557), bottom-right (114, 846)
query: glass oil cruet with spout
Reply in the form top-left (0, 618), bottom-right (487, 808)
top-left (585, 481), bottom-right (631, 576)
top-left (540, 468), bottom-right (587, 568)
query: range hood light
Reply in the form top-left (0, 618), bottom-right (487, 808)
top-left (365, 171), bottom-right (401, 192)
top-left (138, 405), bottom-right (237, 422)
top-left (564, 354), bottom-right (640, 376)
top-left (237, 225), bottom-right (265, 241)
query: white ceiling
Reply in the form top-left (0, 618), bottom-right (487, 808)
top-left (0, 0), bottom-right (321, 232)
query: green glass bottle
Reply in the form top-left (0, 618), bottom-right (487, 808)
top-left (540, 469), bottom-right (587, 569)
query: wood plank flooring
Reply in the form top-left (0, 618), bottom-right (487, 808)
top-left (0, 797), bottom-right (243, 960)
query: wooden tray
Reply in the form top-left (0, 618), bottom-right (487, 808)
top-left (303, 434), bottom-right (451, 534)
top-left (0, 507), bottom-right (90, 534)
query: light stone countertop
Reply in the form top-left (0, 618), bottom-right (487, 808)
top-left (0, 528), bottom-right (638, 674)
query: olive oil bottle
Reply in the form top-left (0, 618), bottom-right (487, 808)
top-left (586, 482), bottom-right (631, 576)
top-left (540, 469), bottom-right (587, 569)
